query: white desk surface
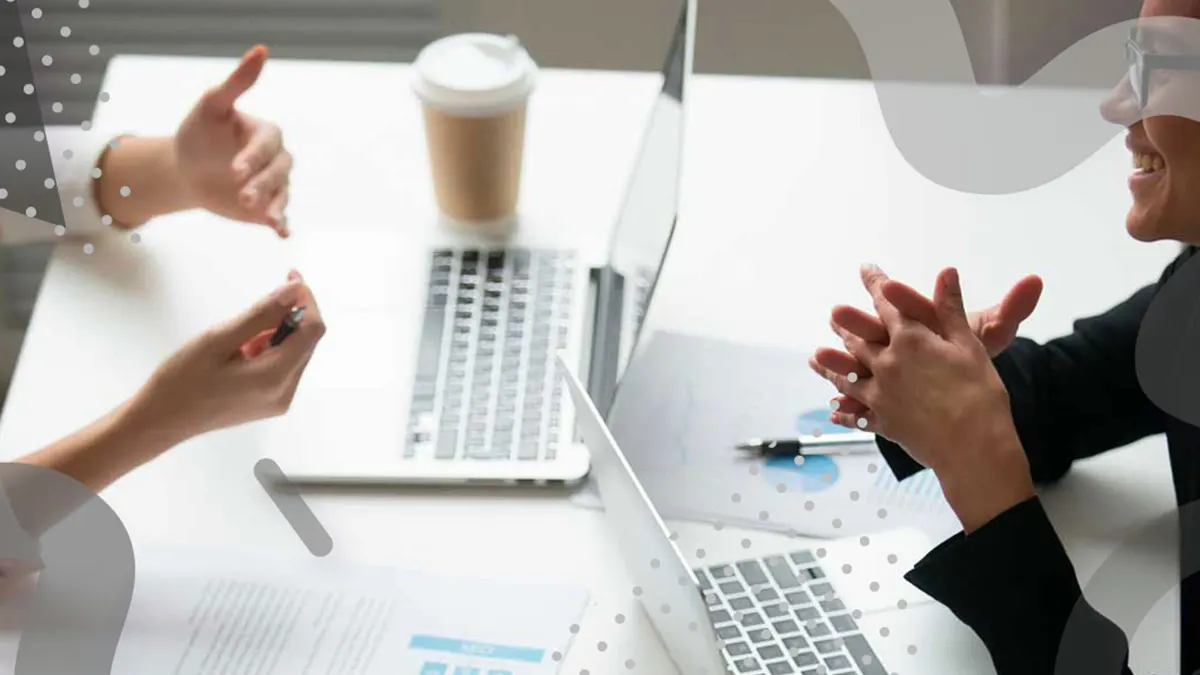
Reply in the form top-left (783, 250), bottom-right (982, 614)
top-left (0, 54), bottom-right (1186, 674)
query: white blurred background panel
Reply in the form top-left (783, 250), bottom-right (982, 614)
top-left (0, 0), bottom-right (1143, 410)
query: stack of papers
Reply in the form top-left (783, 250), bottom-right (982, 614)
top-left (0, 547), bottom-right (587, 675)
top-left (573, 331), bottom-right (961, 541)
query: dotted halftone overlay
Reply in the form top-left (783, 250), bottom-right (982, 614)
top-left (1, 0), bottom-right (138, 251)
top-left (552, 480), bottom-right (919, 673)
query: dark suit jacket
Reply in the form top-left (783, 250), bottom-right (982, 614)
top-left (876, 246), bottom-right (1200, 675)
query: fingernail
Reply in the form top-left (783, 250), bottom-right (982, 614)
top-left (242, 188), bottom-right (257, 206)
top-left (946, 267), bottom-right (959, 285)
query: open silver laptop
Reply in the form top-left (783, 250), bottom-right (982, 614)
top-left (557, 353), bottom-right (988, 674)
top-left (280, 0), bottom-right (696, 486)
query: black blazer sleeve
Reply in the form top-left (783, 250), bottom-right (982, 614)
top-left (905, 496), bottom-right (1135, 675)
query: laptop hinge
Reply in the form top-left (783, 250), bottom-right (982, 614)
top-left (586, 265), bottom-right (626, 418)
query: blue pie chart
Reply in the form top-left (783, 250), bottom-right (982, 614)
top-left (763, 454), bottom-right (839, 492)
top-left (757, 408), bottom-right (852, 493)
top-left (795, 408), bottom-right (844, 437)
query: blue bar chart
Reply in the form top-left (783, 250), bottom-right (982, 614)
top-left (870, 466), bottom-right (951, 514)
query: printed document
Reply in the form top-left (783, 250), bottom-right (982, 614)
top-left (0, 547), bottom-right (587, 675)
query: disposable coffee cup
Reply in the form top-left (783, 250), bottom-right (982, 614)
top-left (412, 33), bottom-right (538, 224)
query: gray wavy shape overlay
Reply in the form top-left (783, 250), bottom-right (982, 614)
top-left (0, 462), bottom-right (135, 675)
top-left (1056, 498), bottom-right (1200, 675)
top-left (1135, 252), bottom-right (1200, 429)
top-left (835, 5), bottom-right (1200, 194)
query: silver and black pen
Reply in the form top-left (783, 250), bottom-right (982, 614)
top-left (735, 430), bottom-right (877, 457)
top-left (269, 306), bottom-right (307, 347)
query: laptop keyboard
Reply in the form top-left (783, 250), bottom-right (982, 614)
top-left (696, 550), bottom-right (887, 675)
top-left (404, 248), bottom-right (575, 462)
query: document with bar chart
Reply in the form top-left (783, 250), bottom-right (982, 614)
top-left (869, 463), bottom-right (951, 513)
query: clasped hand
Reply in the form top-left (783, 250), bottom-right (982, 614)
top-left (808, 264), bottom-right (1041, 478)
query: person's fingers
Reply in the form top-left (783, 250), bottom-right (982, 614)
top-left (240, 149), bottom-right (291, 212)
top-left (272, 308), bottom-right (325, 363)
top-left (880, 279), bottom-right (942, 333)
top-left (281, 332), bottom-right (321, 393)
top-left (262, 271), bottom-right (326, 364)
top-left (240, 282), bottom-right (325, 415)
top-left (232, 122), bottom-right (284, 184)
top-left (811, 351), bottom-right (883, 432)
top-left (248, 327), bottom-right (322, 414)
top-left (830, 305), bottom-right (889, 344)
top-left (859, 264), bottom-right (909, 330)
top-left (829, 395), bottom-right (868, 417)
top-left (265, 186), bottom-right (290, 237)
top-left (831, 410), bottom-right (877, 432)
top-left (811, 347), bottom-right (870, 380)
top-left (239, 329), bottom-right (275, 360)
top-left (809, 353), bottom-right (869, 402)
top-left (995, 274), bottom-right (1044, 328)
top-left (210, 277), bottom-right (304, 356)
top-left (203, 45), bottom-right (268, 116)
top-left (234, 272), bottom-right (324, 419)
top-left (289, 270), bottom-right (321, 325)
top-left (932, 267), bottom-right (973, 340)
top-left (828, 319), bottom-right (882, 367)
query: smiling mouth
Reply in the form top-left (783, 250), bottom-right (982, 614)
top-left (1133, 152), bottom-right (1165, 175)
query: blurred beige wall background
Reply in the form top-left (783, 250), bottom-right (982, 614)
top-left (444, 0), bottom-right (1141, 86)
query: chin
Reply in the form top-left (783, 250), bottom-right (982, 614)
top-left (1125, 208), bottom-right (1164, 242)
top-left (1125, 214), bottom-right (1162, 242)
top-left (1126, 207), bottom-right (1200, 246)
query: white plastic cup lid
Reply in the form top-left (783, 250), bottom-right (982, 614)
top-left (412, 33), bottom-right (538, 116)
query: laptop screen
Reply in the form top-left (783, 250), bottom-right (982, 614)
top-left (606, 0), bottom-right (693, 376)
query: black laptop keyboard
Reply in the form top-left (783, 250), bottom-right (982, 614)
top-left (695, 550), bottom-right (887, 675)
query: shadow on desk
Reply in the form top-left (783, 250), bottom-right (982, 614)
top-left (282, 482), bottom-right (587, 503)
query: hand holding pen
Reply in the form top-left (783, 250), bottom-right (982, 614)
top-left (131, 270), bottom-right (327, 444)
top-left (239, 277), bottom-right (311, 359)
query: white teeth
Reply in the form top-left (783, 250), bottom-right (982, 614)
top-left (1134, 152), bottom-right (1165, 173)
